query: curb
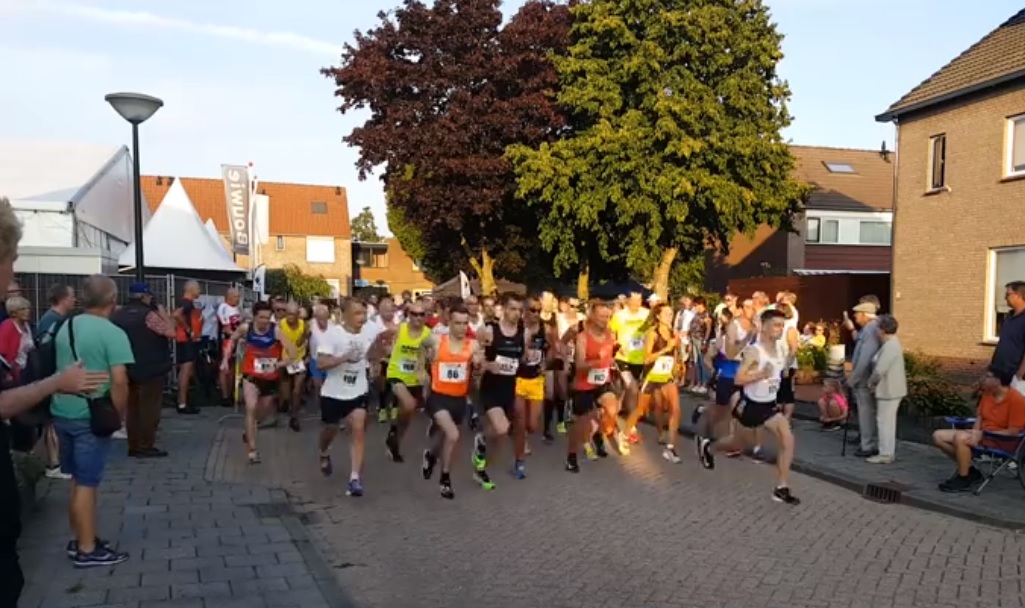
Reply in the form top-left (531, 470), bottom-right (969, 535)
top-left (653, 414), bottom-right (1025, 531)
top-left (277, 506), bottom-right (359, 608)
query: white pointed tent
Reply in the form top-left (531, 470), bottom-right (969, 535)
top-left (119, 178), bottom-right (243, 273)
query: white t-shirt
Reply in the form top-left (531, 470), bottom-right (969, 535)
top-left (308, 319), bottom-right (335, 358)
top-left (318, 324), bottom-right (373, 400)
top-left (360, 319), bottom-right (385, 369)
top-left (199, 301), bottom-right (219, 338)
top-left (216, 303), bottom-right (241, 335)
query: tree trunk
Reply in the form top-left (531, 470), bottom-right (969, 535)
top-left (576, 264), bottom-right (590, 300)
top-left (652, 247), bottom-right (678, 300)
top-left (468, 249), bottom-right (497, 296)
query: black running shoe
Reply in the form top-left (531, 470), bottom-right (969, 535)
top-left (385, 432), bottom-right (403, 463)
top-left (690, 406), bottom-right (704, 426)
top-left (422, 449), bottom-right (436, 480)
top-left (542, 432), bottom-right (555, 444)
top-left (468, 413), bottom-right (480, 432)
top-left (565, 455), bottom-right (580, 473)
top-left (594, 436), bottom-right (609, 459)
top-left (288, 416), bottom-right (300, 432)
top-left (772, 486), bottom-right (800, 505)
top-left (440, 475), bottom-right (454, 500)
top-left (698, 437), bottom-right (715, 470)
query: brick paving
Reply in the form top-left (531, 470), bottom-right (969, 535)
top-left (202, 409), bottom-right (1025, 608)
top-left (16, 411), bottom-right (342, 608)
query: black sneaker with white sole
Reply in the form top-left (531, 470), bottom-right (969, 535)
top-left (772, 486), bottom-right (800, 505)
top-left (440, 473), bottom-right (454, 499)
top-left (385, 430), bottom-right (404, 463)
top-left (698, 437), bottom-right (715, 470)
top-left (73, 546), bottom-right (129, 568)
top-left (422, 449), bottom-right (436, 480)
top-left (66, 538), bottom-right (111, 558)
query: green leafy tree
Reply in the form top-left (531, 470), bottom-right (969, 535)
top-left (264, 264), bottom-right (332, 303)
top-left (508, 0), bottom-right (810, 299)
top-left (351, 205), bottom-right (383, 242)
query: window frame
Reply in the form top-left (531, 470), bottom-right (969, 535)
top-left (275, 235), bottom-right (285, 251)
top-left (305, 236), bottom-right (336, 264)
top-left (823, 162), bottom-right (855, 174)
top-left (984, 246), bottom-right (1025, 342)
top-left (858, 220), bottom-right (892, 245)
top-left (804, 217), bottom-right (821, 243)
top-left (819, 218), bottom-right (840, 244)
top-left (311, 201), bottom-right (328, 215)
top-left (928, 133), bottom-right (947, 191)
top-left (1006, 114), bottom-right (1025, 178)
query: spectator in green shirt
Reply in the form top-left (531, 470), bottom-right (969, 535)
top-left (51, 274), bottom-right (134, 569)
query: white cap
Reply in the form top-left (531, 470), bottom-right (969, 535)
top-left (647, 294), bottom-right (662, 304)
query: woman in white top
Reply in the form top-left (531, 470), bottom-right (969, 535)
top-left (776, 302), bottom-right (801, 420)
top-left (697, 308), bottom-right (800, 506)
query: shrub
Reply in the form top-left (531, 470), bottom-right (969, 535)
top-left (901, 351), bottom-right (972, 418)
top-left (797, 344), bottom-right (827, 371)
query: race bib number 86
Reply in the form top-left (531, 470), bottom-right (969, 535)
top-left (439, 362), bottom-right (467, 382)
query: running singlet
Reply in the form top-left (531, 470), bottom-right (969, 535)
top-left (431, 334), bottom-right (474, 398)
top-left (611, 308), bottom-right (649, 365)
top-left (386, 323), bottom-right (432, 385)
top-left (518, 327), bottom-right (547, 380)
top-left (644, 330), bottom-right (675, 384)
top-left (715, 320), bottom-right (750, 380)
top-left (574, 328), bottom-right (615, 391)
top-left (278, 319), bottom-right (307, 359)
top-left (241, 324), bottom-right (282, 381)
top-left (481, 321), bottom-right (525, 390)
top-left (741, 341), bottom-right (785, 403)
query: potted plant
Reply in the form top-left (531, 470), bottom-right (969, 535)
top-left (824, 319), bottom-right (846, 376)
top-left (794, 345), bottom-right (821, 384)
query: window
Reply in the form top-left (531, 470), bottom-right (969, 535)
top-left (275, 235), bottom-right (284, 251)
top-left (858, 221), bottom-right (891, 245)
top-left (325, 279), bottom-right (341, 298)
top-left (823, 162), bottom-right (855, 174)
top-left (311, 201), bottom-right (328, 214)
top-left (988, 247), bottom-right (1025, 340)
top-left (1007, 115), bottom-right (1025, 177)
top-left (805, 218), bottom-right (820, 243)
top-left (929, 134), bottom-right (946, 190)
top-left (357, 249), bottom-right (388, 268)
top-left (819, 219), bottom-right (839, 244)
top-left (306, 236), bottom-right (336, 263)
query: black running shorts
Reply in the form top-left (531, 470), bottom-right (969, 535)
top-left (321, 395), bottom-right (367, 425)
top-left (427, 393), bottom-right (469, 426)
top-left (732, 395), bottom-right (780, 429)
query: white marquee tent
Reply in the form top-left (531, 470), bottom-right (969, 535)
top-left (119, 178), bottom-right (243, 273)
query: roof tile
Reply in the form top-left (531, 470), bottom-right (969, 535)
top-left (880, 9), bottom-right (1025, 119)
top-left (790, 145), bottom-right (893, 212)
top-left (141, 176), bottom-right (351, 238)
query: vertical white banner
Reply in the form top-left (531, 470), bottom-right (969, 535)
top-left (459, 271), bottom-right (471, 299)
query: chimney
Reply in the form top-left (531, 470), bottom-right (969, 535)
top-left (880, 141), bottom-right (890, 161)
top-left (168, 176), bottom-right (175, 185)
top-left (156, 176), bottom-right (163, 186)
top-left (335, 186), bottom-right (341, 195)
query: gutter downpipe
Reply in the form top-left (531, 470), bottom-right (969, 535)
top-left (889, 119), bottom-right (899, 315)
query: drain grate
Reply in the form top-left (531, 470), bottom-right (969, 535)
top-left (863, 481), bottom-right (913, 504)
top-left (250, 502), bottom-right (296, 518)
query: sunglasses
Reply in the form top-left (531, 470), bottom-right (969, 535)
top-left (407, 311), bottom-right (425, 318)
top-left (528, 307), bottom-right (542, 313)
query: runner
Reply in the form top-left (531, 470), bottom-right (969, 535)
top-left (512, 297), bottom-right (557, 475)
top-left (697, 308), bottom-right (801, 505)
top-left (421, 304), bottom-right (483, 499)
top-left (315, 298), bottom-right (385, 497)
top-left (383, 302), bottom-right (433, 462)
top-left (220, 301), bottom-right (298, 465)
top-left (472, 293), bottom-right (526, 487)
top-left (623, 303), bottom-right (681, 462)
top-left (277, 303), bottom-right (308, 429)
top-left (610, 291), bottom-right (650, 443)
top-left (567, 300), bottom-right (619, 472)
top-left (304, 303), bottom-right (334, 432)
top-left (215, 288), bottom-right (242, 409)
top-left (695, 306), bottom-right (750, 454)
top-left (371, 298), bottom-right (400, 424)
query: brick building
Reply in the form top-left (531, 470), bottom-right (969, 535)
top-left (707, 144), bottom-right (894, 291)
top-left (876, 8), bottom-right (1025, 374)
top-left (352, 238), bottom-right (434, 295)
top-left (142, 176), bottom-right (353, 296)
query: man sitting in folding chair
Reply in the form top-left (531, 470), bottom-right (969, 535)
top-left (932, 366), bottom-right (1025, 494)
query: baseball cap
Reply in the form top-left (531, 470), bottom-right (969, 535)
top-left (128, 282), bottom-right (152, 296)
top-left (852, 302), bottom-right (878, 314)
top-left (647, 294), bottom-right (661, 304)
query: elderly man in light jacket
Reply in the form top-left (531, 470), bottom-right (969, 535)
top-left (868, 314), bottom-right (907, 463)
top-left (848, 301), bottom-right (882, 457)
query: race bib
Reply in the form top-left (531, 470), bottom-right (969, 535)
top-left (399, 358), bottom-right (417, 373)
top-left (254, 358), bottom-right (277, 374)
top-left (524, 350), bottom-right (543, 366)
top-left (439, 362), bottom-right (468, 383)
top-left (767, 376), bottom-right (781, 392)
top-left (494, 355), bottom-right (519, 375)
top-left (628, 336), bottom-right (645, 351)
top-left (286, 360), bottom-right (305, 374)
top-left (587, 367), bottom-right (609, 384)
top-left (342, 371), bottom-right (360, 385)
top-left (653, 356), bottom-right (674, 374)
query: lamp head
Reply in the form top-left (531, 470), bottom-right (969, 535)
top-left (105, 92), bottom-right (163, 124)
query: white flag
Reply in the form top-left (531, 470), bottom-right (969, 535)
top-left (459, 271), bottom-right (471, 299)
top-left (253, 264), bottom-right (267, 300)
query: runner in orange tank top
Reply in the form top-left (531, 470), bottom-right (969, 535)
top-left (420, 304), bottom-right (483, 500)
top-left (567, 300), bottom-right (621, 472)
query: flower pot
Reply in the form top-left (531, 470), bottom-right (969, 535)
top-left (794, 369), bottom-right (819, 385)
top-left (826, 344), bottom-right (846, 375)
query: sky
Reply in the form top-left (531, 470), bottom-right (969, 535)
top-left (0, 0), bottom-right (1020, 235)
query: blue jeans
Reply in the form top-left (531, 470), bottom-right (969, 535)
top-left (691, 338), bottom-right (709, 386)
top-left (53, 417), bottom-right (111, 488)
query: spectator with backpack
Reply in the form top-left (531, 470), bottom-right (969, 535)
top-left (0, 197), bottom-right (109, 607)
top-left (33, 284), bottom-right (77, 479)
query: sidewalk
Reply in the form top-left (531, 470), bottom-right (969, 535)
top-left (677, 394), bottom-right (1025, 530)
top-left (16, 411), bottom-right (350, 608)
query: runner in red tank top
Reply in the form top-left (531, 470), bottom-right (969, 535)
top-left (566, 300), bottom-right (621, 472)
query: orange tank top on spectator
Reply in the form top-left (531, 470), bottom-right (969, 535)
top-left (241, 325), bottom-right (282, 381)
top-left (431, 334), bottom-right (473, 397)
top-left (574, 326), bottom-right (615, 391)
top-left (175, 295), bottom-right (203, 342)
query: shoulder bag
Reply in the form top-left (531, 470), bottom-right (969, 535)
top-left (68, 316), bottom-right (122, 437)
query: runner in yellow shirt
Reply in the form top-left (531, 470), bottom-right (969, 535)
top-left (610, 291), bottom-right (651, 444)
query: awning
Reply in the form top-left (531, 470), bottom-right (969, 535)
top-left (792, 269), bottom-right (889, 276)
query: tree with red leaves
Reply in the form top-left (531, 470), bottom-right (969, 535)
top-left (322, 0), bottom-right (572, 293)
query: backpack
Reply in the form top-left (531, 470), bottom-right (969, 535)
top-left (14, 314), bottom-right (73, 427)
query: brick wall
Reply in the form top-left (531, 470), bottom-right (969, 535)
top-left (356, 238), bottom-right (434, 294)
top-left (892, 82), bottom-right (1025, 370)
top-left (219, 234), bottom-right (353, 295)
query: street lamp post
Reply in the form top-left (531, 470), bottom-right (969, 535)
top-left (104, 92), bottom-right (164, 282)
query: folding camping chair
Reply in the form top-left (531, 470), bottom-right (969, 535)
top-left (944, 416), bottom-right (1025, 495)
